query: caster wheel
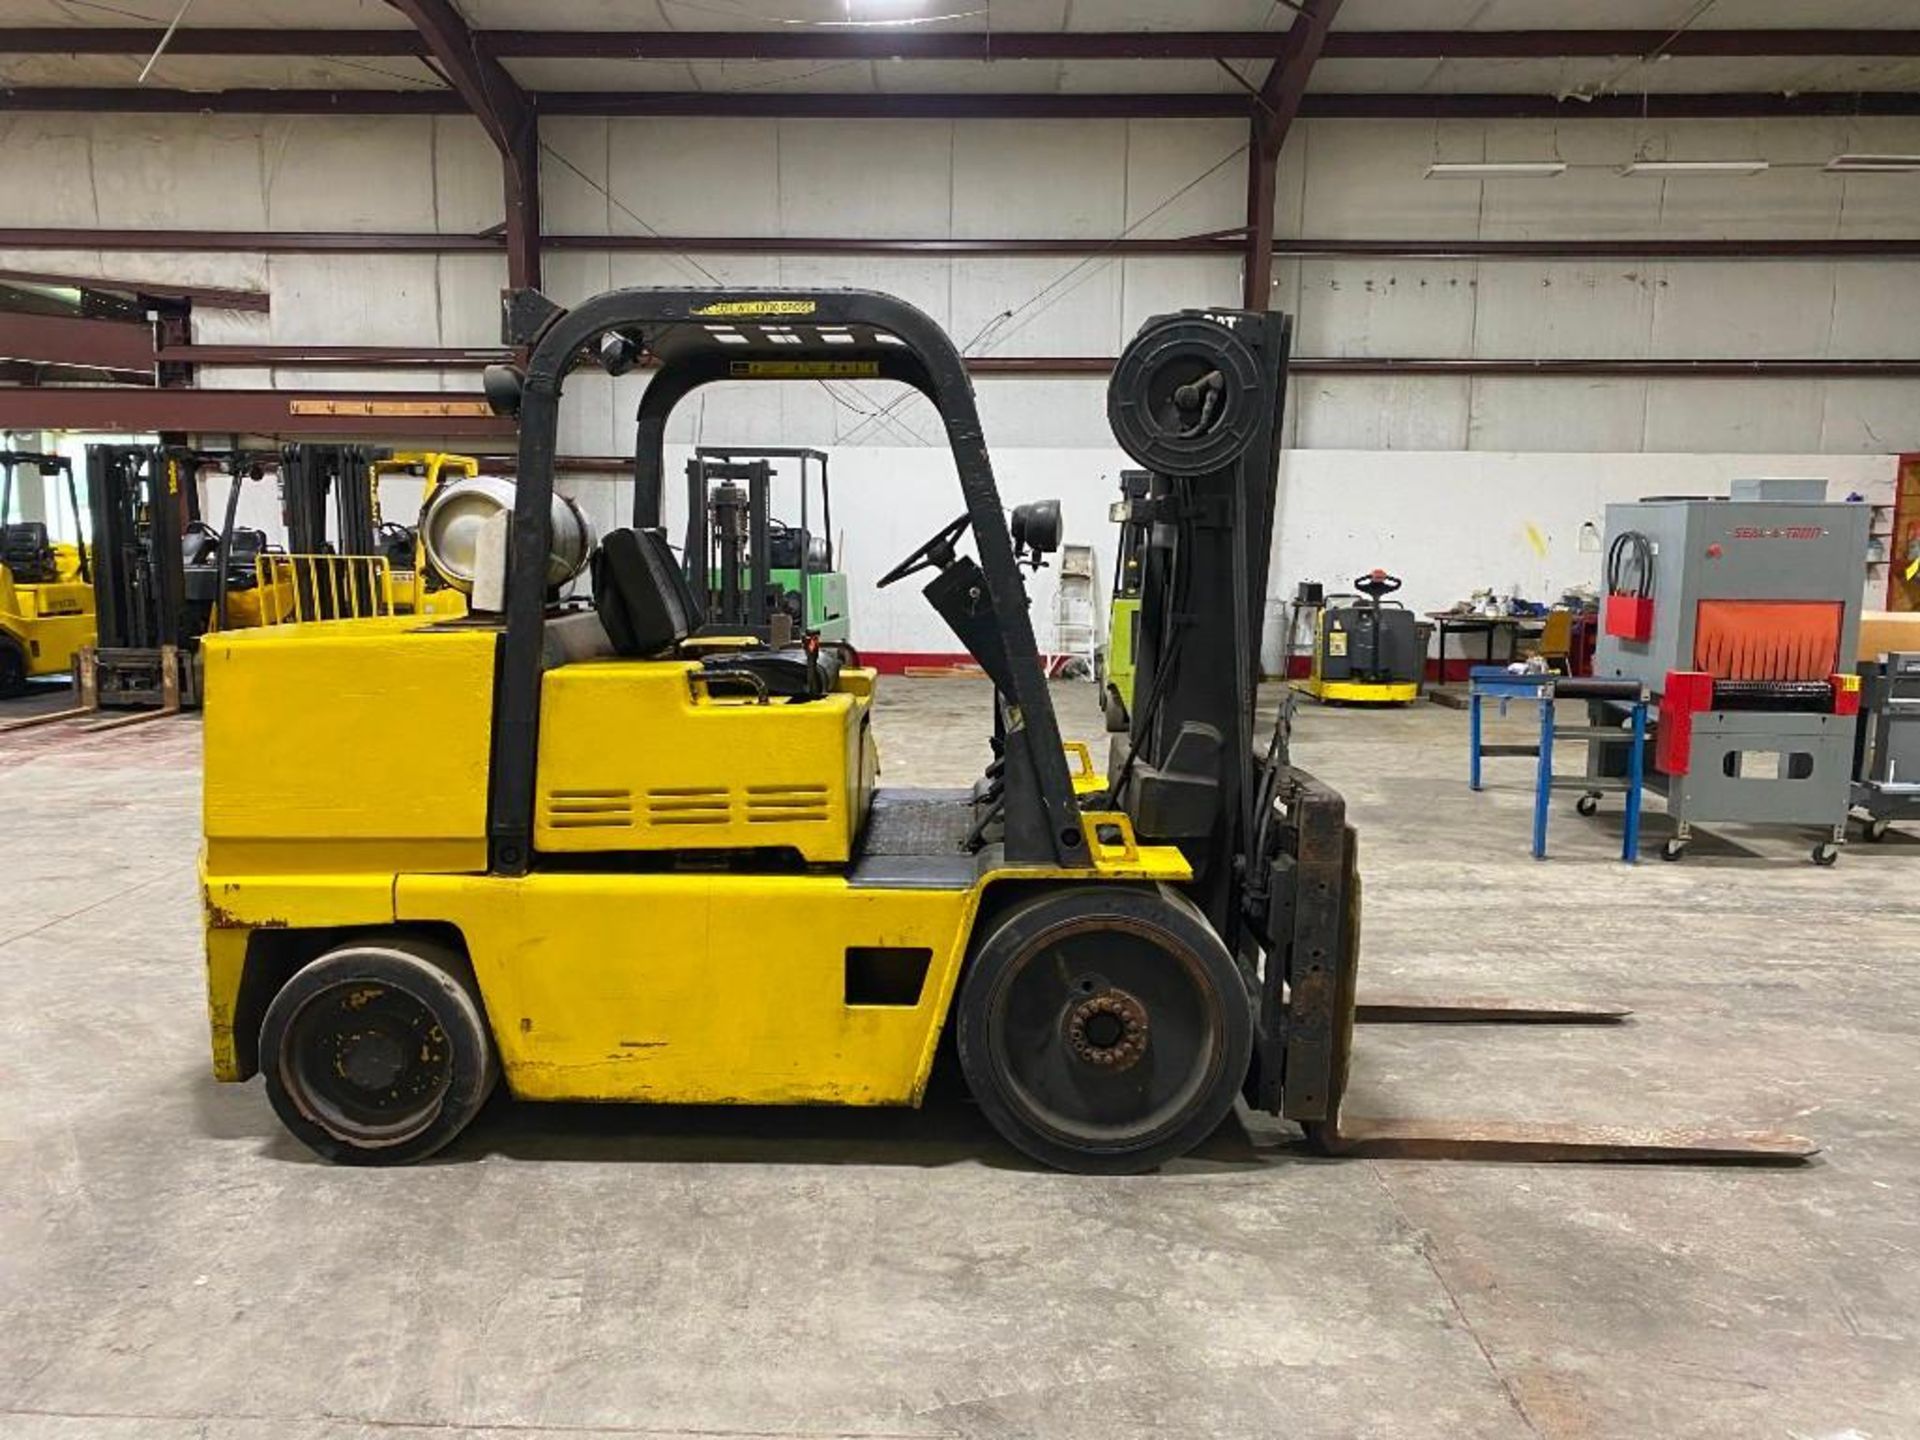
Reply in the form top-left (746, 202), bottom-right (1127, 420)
top-left (1575, 794), bottom-right (1600, 817)
top-left (1660, 838), bottom-right (1687, 862)
top-left (1811, 842), bottom-right (1840, 867)
top-left (260, 938), bottom-right (499, 1165)
top-left (1864, 818), bottom-right (1891, 844)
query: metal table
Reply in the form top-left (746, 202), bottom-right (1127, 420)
top-left (1469, 667), bottom-right (1648, 862)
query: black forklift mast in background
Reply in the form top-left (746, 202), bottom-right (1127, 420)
top-left (281, 444), bottom-right (385, 559)
top-left (681, 446), bottom-right (834, 642)
top-left (684, 454), bottom-right (775, 638)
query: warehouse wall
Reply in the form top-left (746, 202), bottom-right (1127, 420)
top-left (2, 110), bottom-right (1915, 659)
top-left (6, 111), bottom-right (1920, 451)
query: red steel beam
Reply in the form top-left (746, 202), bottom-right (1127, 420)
top-left (0, 386), bottom-right (512, 436)
top-left (8, 229), bottom-right (1920, 263)
top-left (144, 347), bottom-right (1920, 379)
top-left (0, 310), bottom-right (154, 376)
top-left (1246, 0), bottom-right (1344, 309)
top-left (3, 27), bottom-right (1918, 60)
top-left (7, 86), bottom-right (1917, 121)
top-left (0, 265), bottom-right (269, 312)
top-left (384, 0), bottom-right (540, 292)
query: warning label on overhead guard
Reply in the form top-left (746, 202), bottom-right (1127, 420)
top-left (694, 299), bottom-right (818, 317)
top-left (729, 360), bottom-right (881, 379)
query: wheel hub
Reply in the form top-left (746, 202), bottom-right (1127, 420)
top-left (337, 1029), bottom-right (408, 1090)
top-left (1066, 989), bottom-right (1149, 1071)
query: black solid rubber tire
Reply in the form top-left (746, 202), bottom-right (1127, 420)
top-left (955, 884), bottom-right (1253, 1175)
top-left (1575, 794), bottom-right (1600, 817)
top-left (1811, 843), bottom-right (1840, 867)
top-left (260, 938), bottom-right (499, 1165)
top-left (1661, 839), bottom-right (1686, 862)
top-left (1864, 818), bottom-right (1891, 843)
top-left (0, 639), bottom-right (26, 697)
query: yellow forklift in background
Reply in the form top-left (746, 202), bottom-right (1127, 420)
top-left (370, 450), bottom-right (474, 618)
top-left (0, 450), bottom-right (93, 696)
top-left (198, 288), bottom-right (1813, 1173)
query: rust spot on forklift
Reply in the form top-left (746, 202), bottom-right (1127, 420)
top-left (617, 1040), bottom-right (666, 1049)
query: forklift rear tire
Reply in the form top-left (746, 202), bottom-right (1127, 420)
top-left (956, 885), bottom-right (1253, 1174)
top-left (0, 639), bottom-right (26, 697)
top-left (259, 938), bottom-right (499, 1165)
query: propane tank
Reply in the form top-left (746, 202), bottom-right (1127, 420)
top-left (419, 476), bottom-right (595, 594)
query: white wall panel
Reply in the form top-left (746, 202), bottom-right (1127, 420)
top-left (88, 118), bottom-right (268, 229)
top-left (950, 257), bottom-right (1121, 357)
top-left (431, 117), bottom-right (506, 235)
top-left (0, 116), bottom-right (101, 225)
top-left (1827, 264), bottom-right (1920, 360)
top-left (261, 118), bottom-right (438, 232)
top-left (1647, 262), bottom-right (1837, 359)
top-left (265, 255), bottom-right (440, 344)
top-left (952, 121), bottom-right (1123, 240)
top-left (1821, 381), bottom-right (1920, 454)
top-left (1293, 376), bottom-right (1472, 450)
top-left (1295, 261), bottom-right (1477, 358)
top-left (609, 119), bottom-right (781, 236)
top-left (775, 121), bottom-right (952, 238)
top-left (1470, 263), bottom-right (1655, 359)
top-left (1119, 256), bottom-right (1240, 335)
top-left (1122, 119), bottom-right (1245, 238)
top-left (1642, 378), bottom-right (1829, 453)
top-left (1299, 120), bottom-right (1485, 240)
top-left (1467, 378), bottom-right (1651, 452)
top-left (437, 254), bottom-right (509, 346)
top-left (540, 118), bottom-right (611, 236)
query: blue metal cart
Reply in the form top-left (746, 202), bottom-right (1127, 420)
top-left (1469, 667), bottom-right (1649, 861)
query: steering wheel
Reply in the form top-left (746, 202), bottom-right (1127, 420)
top-left (877, 512), bottom-right (972, 589)
top-left (1353, 569), bottom-right (1402, 600)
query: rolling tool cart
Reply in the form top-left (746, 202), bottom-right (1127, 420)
top-left (1851, 651), bottom-right (1920, 841)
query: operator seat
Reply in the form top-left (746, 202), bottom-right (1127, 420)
top-left (592, 526), bottom-right (840, 698)
top-left (1, 522), bottom-right (57, 584)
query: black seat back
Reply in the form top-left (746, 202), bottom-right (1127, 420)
top-left (2, 522), bottom-right (55, 583)
top-left (592, 527), bottom-right (706, 657)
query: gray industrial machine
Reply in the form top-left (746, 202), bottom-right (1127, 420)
top-left (1852, 651), bottom-right (1920, 841)
top-left (1586, 491), bottom-right (1870, 865)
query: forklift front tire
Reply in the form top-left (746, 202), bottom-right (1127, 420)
top-left (259, 938), bottom-right (499, 1166)
top-left (956, 885), bottom-right (1253, 1174)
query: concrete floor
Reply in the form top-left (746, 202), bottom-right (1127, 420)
top-left (2, 678), bottom-right (1917, 1440)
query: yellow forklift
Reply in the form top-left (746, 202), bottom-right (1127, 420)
top-left (199, 288), bottom-right (1812, 1172)
top-left (86, 444), bottom-right (291, 710)
top-left (370, 450), bottom-right (475, 618)
top-left (0, 450), bottom-right (93, 696)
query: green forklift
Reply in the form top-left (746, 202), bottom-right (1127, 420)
top-left (1101, 468), bottom-right (1151, 731)
top-left (684, 446), bottom-right (850, 645)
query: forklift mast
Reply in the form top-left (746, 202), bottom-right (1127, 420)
top-left (1105, 310), bottom-right (1291, 949)
top-left (281, 444), bottom-right (385, 558)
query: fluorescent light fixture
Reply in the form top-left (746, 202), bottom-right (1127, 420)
top-left (1826, 153), bottom-right (1920, 172)
top-left (1425, 161), bottom-right (1567, 179)
top-left (1621, 159), bottom-right (1770, 176)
